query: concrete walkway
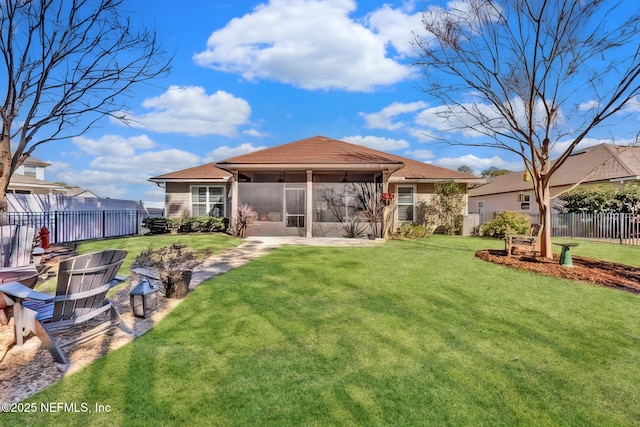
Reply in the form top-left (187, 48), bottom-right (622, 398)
top-left (190, 236), bottom-right (383, 287)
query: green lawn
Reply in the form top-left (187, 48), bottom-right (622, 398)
top-left (6, 236), bottom-right (640, 426)
top-left (35, 233), bottom-right (241, 294)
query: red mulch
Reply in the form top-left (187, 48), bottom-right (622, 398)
top-left (475, 249), bottom-right (640, 294)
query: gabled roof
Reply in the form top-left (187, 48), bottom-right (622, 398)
top-left (469, 143), bottom-right (640, 197)
top-left (9, 173), bottom-right (65, 190)
top-left (218, 136), bottom-right (404, 167)
top-left (22, 155), bottom-right (50, 168)
top-left (150, 136), bottom-right (481, 183)
top-left (150, 163), bottom-right (232, 182)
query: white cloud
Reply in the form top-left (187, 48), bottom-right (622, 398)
top-left (243, 129), bottom-right (269, 137)
top-left (342, 135), bottom-right (410, 151)
top-left (432, 154), bottom-right (522, 174)
top-left (56, 134), bottom-right (202, 199)
top-left (193, 0), bottom-right (411, 91)
top-left (114, 86), bottom-right (251, 137)
top-left (578, 100), bottom-right (600, 111)
top-left (204, 143), bottom-right (267, 162)
top-left (365, 3), bottom-right (427, 56)
top-left (403, 149), bottom-right (435, 160)
top-left (360, 101), bottom-right (427, 130)
top-left (72, 134), bottom-right (156, 157)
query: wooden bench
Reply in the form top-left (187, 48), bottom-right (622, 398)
top-left (505, 235), bottom-right (540, 257)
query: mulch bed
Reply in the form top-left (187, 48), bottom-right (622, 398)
top-left (475, 249), bottom-right (640, 294)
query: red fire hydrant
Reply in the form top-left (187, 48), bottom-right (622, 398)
top-left (38, 226), bottom-right (50, 249)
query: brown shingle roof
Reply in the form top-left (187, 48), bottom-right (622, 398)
top-left (469, 143), bottom-right (640, 196)
top-left (218, 136), bottom-right (403, 165)
top-left (151, 136), bottom-right (482, 182)
top-left (150, 163), bottom-right (232, 181)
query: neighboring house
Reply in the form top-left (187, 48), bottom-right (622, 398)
top-left (150, 136), bottom-right (483, 237)
top-left (60, 186), bottom-right (100, 198)
top-left (9, 156), bottom-right (66, 195)
top-left (468, 143), bottom-right (640, 218)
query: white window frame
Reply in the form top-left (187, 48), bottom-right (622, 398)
top-left (190, 185), bottom-right (226, 217)
top-left (518, 193), bottom-right (530, 203)
top-left (396, 185), bottom-right (416, 222)
top-left (23, 165), bottom-right (37, 178)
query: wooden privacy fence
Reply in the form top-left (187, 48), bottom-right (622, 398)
top-left (0, 210), bottom-right (145, 244)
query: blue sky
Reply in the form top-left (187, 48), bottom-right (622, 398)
top-left (31, 0), bottom-right (640, 208)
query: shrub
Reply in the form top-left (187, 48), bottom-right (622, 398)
top-left (390, 223), bottom-right (434, 239)
top-left (233, 204), bottom-right (258, 238)
top-left (165, 216), bottom-right (226, 233)
top-left (480, 211), bottom-right (530, 239)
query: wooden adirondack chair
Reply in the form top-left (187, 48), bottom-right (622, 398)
top-left (0, 225), bottom-right (37, 269)
top-left (0, 249), bottom-right (130, 370)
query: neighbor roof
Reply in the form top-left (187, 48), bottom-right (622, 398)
top-left (469, 143), bottom-right (640, 197)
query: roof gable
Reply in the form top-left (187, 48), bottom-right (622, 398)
top-left (150, 136), bottom-right (482, 182)
top-left (150, 163), bottom-right (232, 181)
top-left (218, 136), bottom-right (403, 165)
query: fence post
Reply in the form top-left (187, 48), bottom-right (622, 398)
top-left (54, 211), bottom-right (59, 244)
top-left (102, 210), bottom-right (106, 238)
top-left (620, 212), bottom-right (624, 245)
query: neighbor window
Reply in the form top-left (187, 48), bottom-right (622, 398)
top-left (518, 193), bottom-right (530, 202)
top-left (191, 186), bottom-right (225, 217)
top-left (23, 165), bottom-right (37, 178)
top-left (397, 186), bottom-right (415, 222)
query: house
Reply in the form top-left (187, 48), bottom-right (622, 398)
top-left (9, 156), bottom-right (66, 195)
top-left (150, 136), bottom-right (483, 237)
top-left (468, 143), bottom-right (640, 219)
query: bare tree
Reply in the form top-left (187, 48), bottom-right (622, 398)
top-left (0, 0), bottom-right (170, 210)
top-left (414, 0), bottom-right (640, 258)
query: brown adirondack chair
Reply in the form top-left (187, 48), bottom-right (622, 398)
top-left (0, 249), bottom-right (130, 370)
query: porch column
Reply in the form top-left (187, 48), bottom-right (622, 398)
top-left (306, 170), bottom-right (313, 237)
top-left (231, 172), bottom-right (238, 227)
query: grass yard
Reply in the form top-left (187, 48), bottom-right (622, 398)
top-left (35, 233), bottom-right (241, 295)
top-left (6, 236), bottom-right (640, 426)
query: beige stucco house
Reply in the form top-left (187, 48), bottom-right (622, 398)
top-left (150, 136), bottom-right (483, 237)
top-left (468, 143), bottom-right (640, 219)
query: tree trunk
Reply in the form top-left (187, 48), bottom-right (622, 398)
top-left (0, 135), bottom-right (12, 213)
top-left (538, 183), bottom-right (553, 259)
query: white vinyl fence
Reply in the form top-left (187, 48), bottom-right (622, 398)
top-left (471, 211), bottom-right (640, 246)
top-left (2, 194), bottom-right (147, 244)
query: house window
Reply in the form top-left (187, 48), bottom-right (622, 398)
top-left (191, 186), bottom-right (225, 217)
top-left (518, 193), bottom-right (530, 202)
top-left (397, 186), bottom-right (415, 222)
top-left (23, 166), bottom-right (37, 178)
top-left (520, 202), bottom-right (530, 210)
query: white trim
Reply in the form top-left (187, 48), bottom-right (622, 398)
top-left (396, 184), bottom-right (416, 222)
top-left (189, 184), bottom-right (226, 217)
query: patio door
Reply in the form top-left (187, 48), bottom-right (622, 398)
top-left (285, 188), bottom-right (305, 228)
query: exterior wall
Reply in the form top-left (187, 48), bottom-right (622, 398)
top-left (165, 182), bottom-right (191, 217)
top-left (388, 182), bottom-right (469, 230)
top-left (164, 182), bottom-right (230, 218)
top-left (468, 181), bottom-right (630, 220)
top-left (15, 165), bottom-right (46, 181)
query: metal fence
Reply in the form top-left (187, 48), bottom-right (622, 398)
top-left (472, 211), bottom-right (640, 246)
top-left (0, 210), bottom-right (146, 244)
